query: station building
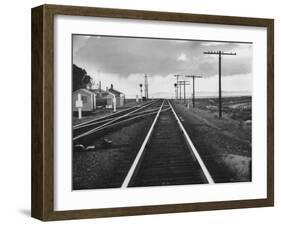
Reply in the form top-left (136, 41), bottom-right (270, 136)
top-left (108, 84), bottom-right (125, 107)
top-left (91, 88), bottom-right (115, 109)
top-left (72, 88), bottom-right (96, 112)
top-left (72, 84), bottom-right (125, 112)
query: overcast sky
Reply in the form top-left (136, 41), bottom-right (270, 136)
top-left (73, 35), bottom-right (252, 98)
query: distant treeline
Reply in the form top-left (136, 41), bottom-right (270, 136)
top-left (73, 64), bottom-right (93, 91)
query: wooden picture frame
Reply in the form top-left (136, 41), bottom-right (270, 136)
top-left (31, 4), bottom-right (274, 221)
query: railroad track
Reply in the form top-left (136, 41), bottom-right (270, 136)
top-left (73, 100), bottom-right (156, 129)
top-left (73, 99), bottom-right (215, 189)
top-left (73, 100), bottom-right (163, 141)
top-left (121, 99), bottom-right (214, 188)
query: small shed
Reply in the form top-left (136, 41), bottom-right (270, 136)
top-left (105, 91), bottom-right (116, 109)
top-left (108, 84), bottom-right (125, 107)
top-left (90, 88), bottom-right (115, 109)
top-left (72, 89), bottom-right (96, 112)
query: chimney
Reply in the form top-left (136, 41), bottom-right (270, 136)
top-left (110, 84), bottom-right (113, 90)
top-left (106, 86), bottom-right (108, 91)
top-left (99, 81), bottom-right (101, 92)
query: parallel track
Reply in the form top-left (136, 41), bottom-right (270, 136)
top-left (73, 100), bottom-right (162, 141)
top-left (73, 99), bottom-right (215, 189)
top-left (73, 100), bottom-right (156, 129)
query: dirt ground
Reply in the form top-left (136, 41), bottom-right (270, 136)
top-left (195, 96), bottom-right (252, 122)
top-left (72, 114), bottom-right (155, 189)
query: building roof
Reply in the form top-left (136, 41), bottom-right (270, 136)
top-left (89, 88), bottom-right (115, 98)
top-left (108, 88), bottom-right (122, 96)
top-left (108, 84), bottom-right (124, 97)
top-left (89, 88), bottom-right (106, 94)
top-left (73, 88), bottom-right (96, 96)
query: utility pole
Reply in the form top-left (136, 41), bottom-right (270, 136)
top-left (178, 81), bottom-right (190, 103)
top-left (174, 83), bottom-right (177, 100)
top-left (179, 81), bottom-right (182, 102)
top-left (139, 83), bottom-right (143, 102)
top-left (144, 74), bottom-right (149, 99)
top-left (173, 74), bottom-right (181, 100)
top-left (185, 75), bottom-right (202, 108)
top-left (203, 51), bottom-right (236, 118)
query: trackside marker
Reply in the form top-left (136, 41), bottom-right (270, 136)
top-left (168, 100), bottom-right (215, 184)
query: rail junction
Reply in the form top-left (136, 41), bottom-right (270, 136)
top-left (73, 99), bottom-right (215, 189)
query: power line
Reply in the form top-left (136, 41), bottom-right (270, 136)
top-left (203, 51), bottom-right (237, 118)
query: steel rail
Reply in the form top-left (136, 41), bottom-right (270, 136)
top-left (84, 106), bottom-right (170, 136)
top-left (73, 100), bottom-right (161, 141)
top-left (73, 105), bottom-right (137, 129)
top-left (168, 100), bottom-right (215, 184)
top-left (121, 100), bottom-right (165, 188)
top-left (74, 105), bottom-right (168, 130)
top-left (73, 100), bottom-right (156, 129)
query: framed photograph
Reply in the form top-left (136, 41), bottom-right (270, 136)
top-left (31, 4), bottom-right (274, 221)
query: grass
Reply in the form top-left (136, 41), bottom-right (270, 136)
top-left (195, 96), bottom-right (252, 122)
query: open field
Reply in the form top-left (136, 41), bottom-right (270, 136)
top-left (173, 96), bottom-right (252, 182)
top-left (172, 100), bottom-right (252, 182)
top-left (194, 96), bottom-right (252, 122)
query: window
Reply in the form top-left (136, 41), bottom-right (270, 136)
top-left (81, 95), bottom-right (88, 104)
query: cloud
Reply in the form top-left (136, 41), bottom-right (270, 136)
top-left (72, 35), bottom-right (90, 54)
top-left (177, 53), bottom-right (187, 62)
top-left (73, 35), bottom-right (252, 79)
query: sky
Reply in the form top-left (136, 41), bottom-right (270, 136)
top-left (73, 35), bottom-right (252, 98)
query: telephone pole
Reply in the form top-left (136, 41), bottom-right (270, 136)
top-left (174, 83), bottom-right (177, 100)
top-left (178, 81), bottom-right (190, 103)
top-left (203, 51), bottom-right (236, 118)
top-left (173, 74), bottom-right (181, 100)
top-left (144, 74), bottom-right (149, 99)
top-left (185, 75), bottom-right (202, 108)
top-left (139, 83), bottom-right (143, 102)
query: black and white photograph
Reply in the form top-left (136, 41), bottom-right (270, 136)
top-left (72, 34), bottom-right (252, 190)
